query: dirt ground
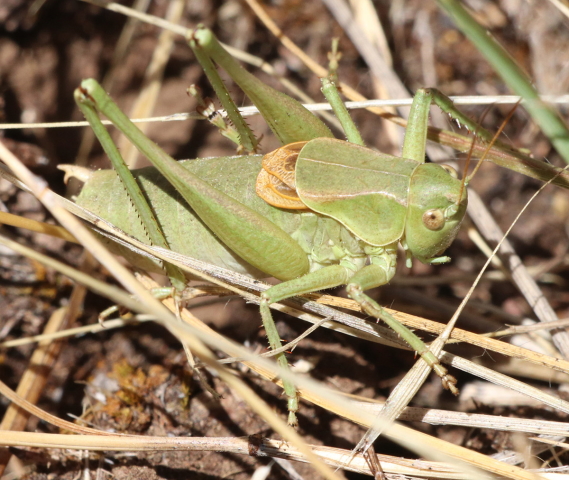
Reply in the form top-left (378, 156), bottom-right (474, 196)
top-left (1, 1), bottom-right (569, 479)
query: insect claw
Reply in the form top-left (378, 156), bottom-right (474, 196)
top-left (441, 374), bottom-right (459, 396)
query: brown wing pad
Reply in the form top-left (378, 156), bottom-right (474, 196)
top-left (256, 141), bottom-right (309, 210)
top-left (262, 141), bottom-right (307, 188)
top-left (256, 169), bottom-right (307, 209)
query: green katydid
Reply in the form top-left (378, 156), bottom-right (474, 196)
top-left (66, 26), bottom-right (473, 427)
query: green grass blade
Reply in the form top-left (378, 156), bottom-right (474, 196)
top-left (437, 0), bottom-right (569, 164)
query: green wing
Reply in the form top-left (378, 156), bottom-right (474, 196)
top-left (296, 138), bottom-right (419, 246)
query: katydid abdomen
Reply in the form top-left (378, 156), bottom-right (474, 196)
top-left (74, 154), bottom-right (369, 280)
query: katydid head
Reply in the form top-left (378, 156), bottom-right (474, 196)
top-left (404, 163), bottom-right (468, 264)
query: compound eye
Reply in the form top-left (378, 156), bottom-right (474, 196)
top-left (423, 209), bottom-right (445, 231)
top-left (440, 164), bottom-right (458, 178)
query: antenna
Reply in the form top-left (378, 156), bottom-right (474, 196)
top-left (458, 99), bottom-right (522, 203)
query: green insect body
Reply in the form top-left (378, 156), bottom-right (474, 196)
top-left (76, 138), bottom-right (467, 288)
top-left (295, 138), bottom-right (468, 264)
top-left (75, 154), bottom-right (369, 280)
top-left (72, 26), bottom-right (472, 426)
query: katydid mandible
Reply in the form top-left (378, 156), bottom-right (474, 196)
top-left (68, 26), bottom-right (468, 426)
